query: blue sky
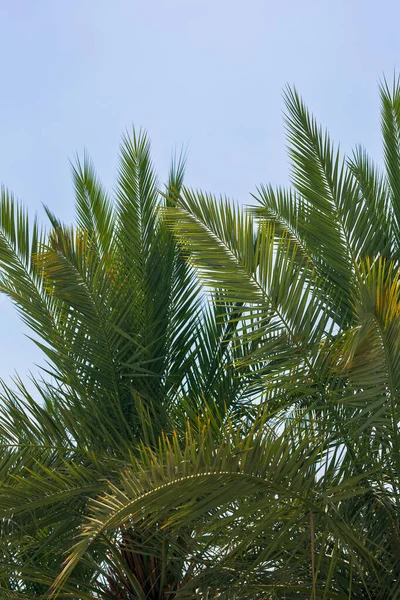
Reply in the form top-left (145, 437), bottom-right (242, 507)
top-left (0, 0), bottom-right (398, 383)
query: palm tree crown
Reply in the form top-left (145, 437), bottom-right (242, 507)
top-left (0, 131), bottom-right (258, 598)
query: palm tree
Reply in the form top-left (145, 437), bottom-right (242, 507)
top-left (2, 77), bottom-right (400, 599)
top-left (0, 131), bottom-right (260, 598)
top-left (54, 79), bottom-right (400, 598)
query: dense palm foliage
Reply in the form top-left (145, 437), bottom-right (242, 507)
top-left (1, 79), bottom-right (400, 599)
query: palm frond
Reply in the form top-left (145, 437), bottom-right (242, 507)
top-left (162, 189), bottom-right (337, 404)
top-left (380, 75), bottom-right (400, 243)
top-left (53, 415), bottom-right (376, 599)
top-left (72, 151), bottom-right (115, 255)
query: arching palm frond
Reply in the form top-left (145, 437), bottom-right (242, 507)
top-left (51, 414), bottom-right (383, 600)
top-left (162, 188), bottom-right (338, 412)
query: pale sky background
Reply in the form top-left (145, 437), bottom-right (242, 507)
top-left (0, 0), bottom-right (397, 385)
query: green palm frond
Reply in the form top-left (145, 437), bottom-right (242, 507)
top-left (162, 189), bottom-right (338, 406)
top-left (0, 189), bottom-right (61, 347)
top-left (282, 87), bottom-right (357, 301)
top-left (254, 86), bottom-right (400, 328)
top-left (72, 151), bottom-right (115, 255)
top-left (380, 75), bottom-right (400, 243)
top-left (347, 146), bottom-right (393, 259)
top-left (116, 129), bottom-right (160, 273)
top-left (333, 258), bottom-right (400, 468)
